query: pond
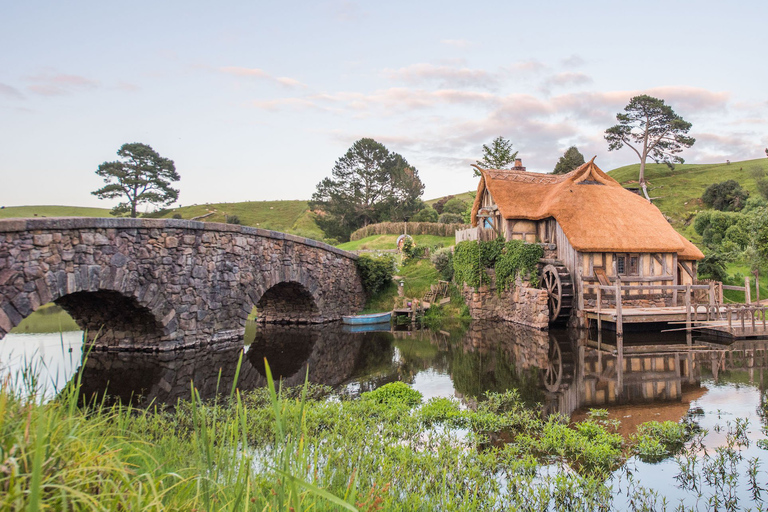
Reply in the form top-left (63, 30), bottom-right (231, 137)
top-left (2, 310), bottom-right (768, 509)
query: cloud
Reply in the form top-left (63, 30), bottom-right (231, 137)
top-left (385, 63), bottom-right (499, 89)
top-left (115, 82), bottom-right (141, 92)
top-left (219, 66), bottom-right (306, 88)
top-left (544, 72), bottom-right (593, 89)
top-left (440, 39), bottom-right (473, 48)
top-left (561, 55), bottom-right (586, 68)
top-left (0, 83), bottom-right (24, 99)
top-left (25, 72), bottom-right (100, 96)
top-left (507, 60), bottom-right (547, 74)
top-left (328, 0), bottom-right (364, 22)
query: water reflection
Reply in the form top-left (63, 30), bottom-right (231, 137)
top-left (6, 319), bottom-right (768, 427)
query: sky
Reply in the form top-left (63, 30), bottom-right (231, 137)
top-left (1, 0), bottom-right (767, 210)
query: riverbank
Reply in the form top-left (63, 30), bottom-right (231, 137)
top-left (0, 365), bottom-right (725, 512)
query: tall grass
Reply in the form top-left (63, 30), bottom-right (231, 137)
top-left (1, 352), bottom-right (767, 510)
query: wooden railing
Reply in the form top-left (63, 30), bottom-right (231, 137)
top-left (583, 283), bottom-right (715, 336)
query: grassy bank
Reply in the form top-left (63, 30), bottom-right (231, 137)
top-left (2, 361), bottom-right (726, 511)
top-left (607, 158), bottom-right (768, 240)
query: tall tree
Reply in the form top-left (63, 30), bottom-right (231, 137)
top-left (474, 136), bottom-right (518, 176)
top-left (605, 95), bottom-right (695, 200)
top-left (92, 143), bottom-right (180, 218)
top-left (310, 138), bottom-right (424, 241)
top-left (552, 146), bottom-right (585, 174)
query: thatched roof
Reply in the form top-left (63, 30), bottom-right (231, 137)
top-left (470, 158), bottom-right (704, 260)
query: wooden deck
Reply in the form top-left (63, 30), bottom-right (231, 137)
top-left (584, 305), bottom-right (722, 325)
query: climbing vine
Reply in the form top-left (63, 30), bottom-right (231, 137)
top-left (495, 241), bottom-right (543, 292)
top-left (453, 241), bottom-right (484, 288)
top-left (453, 238), bottom-right (543, 292)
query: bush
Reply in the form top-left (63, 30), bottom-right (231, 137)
top-left (430, 247), bottom-right (454, 281)
top-left (698, 253), bottom-right (728, 282)
top-left (225, 214), bottom-right (241, 225)
top-left (355, 254), bottom-right (395, 296)
top-left (442, 198), bottom-right (468, 215)
top-left (432, 195), bottom-right (455, 214)
top-left (702, 180), bottom-right (749, 211)
top-left (361, 381), bottom-right (422, 407)
top-left (694, 210), bottom-right (751, 249)
top-left (172, 213), bottom-right (182, 219)
top-left (412, 207), bottom-right (439, 223)
top-left (438, 213), bottom-right (464, 224)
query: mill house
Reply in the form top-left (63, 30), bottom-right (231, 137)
top-left (456, 158), bottom-right (706, 329)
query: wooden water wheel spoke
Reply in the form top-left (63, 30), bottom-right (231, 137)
top-left (539, 263), bottom-right (574, 324)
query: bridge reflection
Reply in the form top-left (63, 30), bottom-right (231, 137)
top-left (70, 321), bottom-right (768, 421)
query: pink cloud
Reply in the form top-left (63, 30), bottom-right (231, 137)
top-left (0, 83), bottom-right (24, 99)
top-left (385, 63), bottom-right (499, 89)
top-left (25, 72), bottom-right (100, 96)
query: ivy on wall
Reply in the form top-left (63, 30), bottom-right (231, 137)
top-left (453, 237), bottom-right (543, 291)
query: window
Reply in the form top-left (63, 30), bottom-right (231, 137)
top-left (616, 254), bottom-right (639, 276)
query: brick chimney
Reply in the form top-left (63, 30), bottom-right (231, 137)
top-left (512, 158), bottom-right (525, 171)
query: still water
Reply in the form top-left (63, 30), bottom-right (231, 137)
top-left (2, 319), bottom-right (768, 507)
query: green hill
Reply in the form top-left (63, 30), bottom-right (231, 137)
top-left (425, 191), bottom-right (475, 207)
top-left (152, 201), bottom-right (324, 240)
top-left (0, 205), bottom-right (112, 219)
top-left (0, 200), bottom-right (325, 241)
top-left (607, 158), bottom-right (768, 240)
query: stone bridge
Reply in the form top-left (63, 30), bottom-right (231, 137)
top-left (0, 218), bottom-right (364, 350)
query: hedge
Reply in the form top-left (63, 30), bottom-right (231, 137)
top-left (350, 222), bottom-right (470, 241)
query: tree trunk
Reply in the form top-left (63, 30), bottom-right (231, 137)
top-left (638, 159), bottom-right (651, 201)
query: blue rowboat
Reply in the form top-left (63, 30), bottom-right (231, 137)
top-left (342, 311), bottom-right (392, 325)
top-left (342, 323), bottom-right (392, 333)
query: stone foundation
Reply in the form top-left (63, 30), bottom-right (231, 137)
top-left (461, 274), bottom-right (550, 330)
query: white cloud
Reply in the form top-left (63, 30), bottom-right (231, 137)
top-left (440, 39), bottom-right (473, 48)
top-left (219, 67), bottom-right (306, 88)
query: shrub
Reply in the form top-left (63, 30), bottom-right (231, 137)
top-left (172, 213), bottom-right (182, 219)
top-left (361, 381), bottom-right (422, 407)
top-left (698, 253), bottom-right (728, 282)
top-left (432, 195), bottom-right (455, 214)
top-left (442, 198), bottom-right (468, 215)
top-left (438, 213), bottom-right (464, 224)
top-left (412, 207), bottom-right (439, 223)
top-left (225, 214), bottom-right (241, 225)
top-left (430, 247), bottom-right (454, 281)
top-left (702, 180), bottom-right (749, 211)
top-left (356, 254), bottom-right (395, 296)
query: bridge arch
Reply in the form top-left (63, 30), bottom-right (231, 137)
top-left (0, 218), bottom-right (364, 350)
top-left (253, 281), bottom-right (321, 324)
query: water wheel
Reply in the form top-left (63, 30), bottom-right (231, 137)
top-left (542, 338), bottom-right (562, 392)
top-left (540, 264), bottom-right (574, 324)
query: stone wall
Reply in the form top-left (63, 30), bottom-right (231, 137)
top-left (0, 218), bottom-right (364, 350)
top-left (461, 272), bottom-right (550, 330)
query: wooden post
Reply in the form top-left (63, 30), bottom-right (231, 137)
top-left (615, 280), bottom-right (623, 337)
top-left (684, 284), bottom-right (691, 333)
top-left (752, 306), bottom-right (757, 332)
top-left (746, 276), bottom-right (752, 304)
top-left (709, 282), bottom-right (716, 321)
top-left (596, 286), bottom-right (602, 332)
top-left (728, 308), bottom-right (732, 331)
